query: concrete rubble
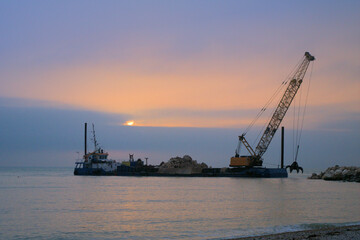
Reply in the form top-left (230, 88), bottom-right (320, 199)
top-left (158, 155), bottom-right (208, 174)
top-left (308, 165), bottom-right (360, 182)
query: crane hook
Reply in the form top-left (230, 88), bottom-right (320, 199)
top-left (286, 161), bottom-right (303, 173)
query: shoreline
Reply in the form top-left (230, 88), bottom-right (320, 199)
top-left (231, 224), bottom-right (360, 240)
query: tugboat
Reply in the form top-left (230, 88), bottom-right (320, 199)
top-left (74, 123), bottom-right (121, 175)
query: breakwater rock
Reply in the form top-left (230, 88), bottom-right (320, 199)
top-left (309, 165), bottom-right (360, 182)
top-left (158, 155), bottom-right (208, 174)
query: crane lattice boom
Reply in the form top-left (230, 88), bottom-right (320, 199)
top-left (255, 52), bottom-right (314, 157)
top-left (230, 52), bottom-right (315, 167)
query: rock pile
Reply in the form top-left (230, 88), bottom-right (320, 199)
top-left (158, 155), bottom-right (208, 174)
top-left (309, 165), bottom-right (360, 182)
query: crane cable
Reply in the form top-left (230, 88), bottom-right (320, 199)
top-left (244, 79), bottom-right (287, 136)
top-left (243, 56), bottom-right (304, 136)
top-left (258, 60), bottom-right (313, 167)
top-left (250, 57), bottom-right (305, 147)
top-left (293, 61), bottom-right (314, 162)
top-left (293, 77), bottom-right (302, 162)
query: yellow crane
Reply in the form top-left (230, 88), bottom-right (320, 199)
top-left (231, 52), bottom-right (315, 167)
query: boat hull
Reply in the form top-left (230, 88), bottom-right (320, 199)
top-left (74, 167), bottom-right (115, 176)
top-left (116, 167), bottom-right (287, 178)
top-left (74, 166), bottom-right (287, 178)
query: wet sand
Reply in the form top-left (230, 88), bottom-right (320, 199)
top-left (231, 225), bottom-right (360, 240)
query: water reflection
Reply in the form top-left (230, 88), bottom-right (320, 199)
top-left (0, 169), bottom-right (359, 239)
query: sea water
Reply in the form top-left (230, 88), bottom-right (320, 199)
top-left (0, 167), bottom-right (359, 240)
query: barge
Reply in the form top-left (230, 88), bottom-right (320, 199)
top-left (74, 123), bottom-right (287, 178)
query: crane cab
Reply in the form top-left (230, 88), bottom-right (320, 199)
top-left (230, 156), bottom-right (263, 167)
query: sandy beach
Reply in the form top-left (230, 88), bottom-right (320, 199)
top-left (232, 225), bottom-right (360, 240)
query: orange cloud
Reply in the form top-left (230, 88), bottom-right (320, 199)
top-left (1, 52), bottom-right (358, 129)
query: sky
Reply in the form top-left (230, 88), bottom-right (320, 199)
top-left (0, 0), bottom-right (359, 170)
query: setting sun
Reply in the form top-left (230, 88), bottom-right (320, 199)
top-left (124, 120), bottom-right (134, 126)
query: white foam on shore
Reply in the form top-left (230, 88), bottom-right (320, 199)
top-left (298, 221), bottom-right (360, 231)
top-left (210, 221), bottom-right (360, 240)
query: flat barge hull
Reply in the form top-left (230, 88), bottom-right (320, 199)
top-left (74, 167), bottom-right (288, 178)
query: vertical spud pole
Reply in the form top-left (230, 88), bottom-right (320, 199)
top-left (281, 126), bottom-right (284, 169)
top-left (84, 123), bottom-right (87, 156)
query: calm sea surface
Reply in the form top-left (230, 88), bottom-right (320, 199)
top-left (0, 167), bottom-right (359, 240)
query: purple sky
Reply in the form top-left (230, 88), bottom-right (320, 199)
top-left (0, 0), bottom-right (359, 170)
